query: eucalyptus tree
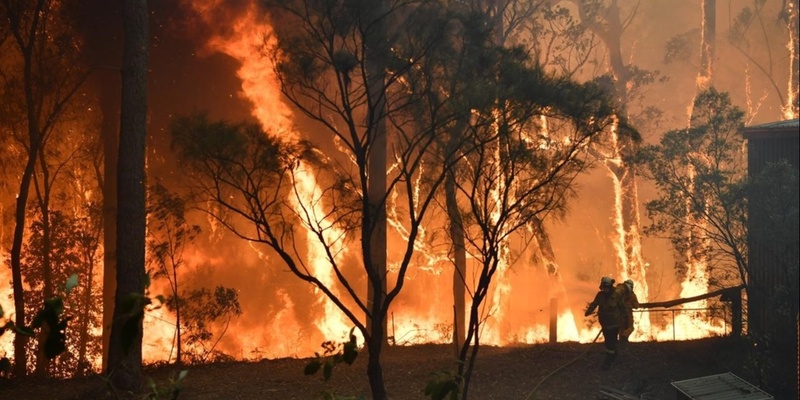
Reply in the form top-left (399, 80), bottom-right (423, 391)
top-left (441, 45), bottom-right (623, 400)
top-left (0, 0), bottom-right (91, 377)
top-left (728, 0), bottom-right (799, 120)
top-left (174, 0), bottom-right (467, 396)
top-left (639, 89), bottom-right (748, 291)
top-left (561, 0), bottom-right (654, 305)
top-left (146, 183), bottom-right (201, 366)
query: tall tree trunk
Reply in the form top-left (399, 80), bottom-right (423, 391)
top-left (106, 0), bottom-right (148, 392)
top-left (445, 171), bottom-right (467, 350)
top-left (101, 86), bottom-right (120, 372)
top-left (697, 0), bottom-right (715, 91)
top-left (366, 327), bottom-right (388, 400)
top-left (76, 256), bottom-right (96, 376)
top-left (6, 0), bottom-right (51, 377)
top-left (365, 87), bottom-right (387, 341)
top-left (82, 0), bottom-right (123, 373)
top-left (365, 0), bottom-right (388, 347)
top-left (575, 0), bottom-right (648, 298)
top-left (74, 0), bottom-right (123, 373)
top-left (33, 148), bottom-right (54, 377)
top-left (363, 2), bottom-right (388, 398)
top-left (10, 150), bottom-right (37, 377)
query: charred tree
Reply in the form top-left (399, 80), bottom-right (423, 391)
top-left (106, 0), bottom-right (148, 392)
top-left (365, 0), bottom-right (388, 356)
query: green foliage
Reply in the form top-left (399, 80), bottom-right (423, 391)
top-left (304, 329), bottom-right (359, 382)
top-left (165, 286), bottom-right (242, 362)
top-left (638, 88), bottom-right (748, 283)
top-left (663, 29), bottom-right (699, 65)
top-left (424, 371), bottom-right (460, 400)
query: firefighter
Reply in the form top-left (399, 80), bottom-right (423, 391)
top-left (585, 276), bottom-right (626, 369)
top-left (616, 279), bottom-right (640, 343)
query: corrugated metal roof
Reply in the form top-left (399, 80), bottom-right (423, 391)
top-left (745, 118), bottom-right (800, 130)
top-left (671, 372), bottom-right (773, 400)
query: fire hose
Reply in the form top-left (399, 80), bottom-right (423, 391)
top-left (522, 327), bottom-right (603, 400)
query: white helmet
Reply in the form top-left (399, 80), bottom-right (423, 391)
top-left (624, 279), bottom-right (634, 290)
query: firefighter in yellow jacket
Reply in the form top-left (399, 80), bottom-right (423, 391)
top-left (585, 276), bottom-right (626, 369)
top-left (616, 279), bottom-right (640, 343)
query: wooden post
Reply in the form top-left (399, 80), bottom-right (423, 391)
top-left (549, 298), bottom-right (557, 344)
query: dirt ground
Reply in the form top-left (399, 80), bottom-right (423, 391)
top-left (0, 336), bottom-right (784, 400)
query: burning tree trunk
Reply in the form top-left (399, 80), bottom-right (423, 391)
top-left (783, 0), bottom-right (799, 119)
top-left (697, 0), bottom-right (716, 92)
top-left (640, 88), bottom-right (750, 327)
top-left (679, 0), bottom-right (717, 307)
top-left (572, 0), bottom-right (648, 312)
top-left (106, 0), bottom-right (148, 392)
top-left (728, 0), bottom-right (797, 121)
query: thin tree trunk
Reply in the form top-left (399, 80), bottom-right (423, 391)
top-left (366, 63), bottom-right (387, 340)
top-left (10, 153), bottom-right (36, 377)
top-left (33, 148), bottom-right (53, 377)
top-left (7, 0), bottom-right (49, 376)
top-left (76, 257), bottom-right (95, 376)
top-left (101, 90), bottom-right (119, 372)
top-left (445, 171), bottom-right (467, 350)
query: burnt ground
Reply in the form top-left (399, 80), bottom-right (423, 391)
top-left (0, 336), bottom-right (788, 400)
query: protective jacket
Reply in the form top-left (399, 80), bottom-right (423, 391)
top-left (615, 283), bottom-right (640, 338)
top-left (585, 289), bottom-right (625, 329)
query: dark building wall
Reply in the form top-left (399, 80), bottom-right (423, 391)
top-left (745, 124), bottom-right (799, 333)
top-left (743, 119), bottom-right (799, 399)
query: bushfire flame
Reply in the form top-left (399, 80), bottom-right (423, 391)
top-left (1, 0), bottom-right (768, 373)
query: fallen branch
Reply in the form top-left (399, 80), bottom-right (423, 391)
top-left (636, 285), bottom-right (745, 309)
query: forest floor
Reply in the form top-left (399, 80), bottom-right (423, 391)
top-left (0, 336), bottom-right (784, 400)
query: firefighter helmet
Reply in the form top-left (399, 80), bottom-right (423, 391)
top-left (624, 279), bottom-right (634, 291)
top-left (600, 276), bottom-right (615, 288)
